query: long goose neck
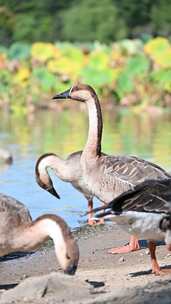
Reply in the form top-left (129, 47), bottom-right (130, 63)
top-left (12, 215), bottom-right (67, 254)
top-left (83, 94), bottom-right (103, 159)
top-left (41, 155), bottom-right (71, 181)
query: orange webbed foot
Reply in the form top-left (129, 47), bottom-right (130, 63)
top-left (108, 236), bottom-right (140, 254)
top-left (152, 268), bottom-right (171, 276)
top-left (108, 244), bottom-right (140, 254)
top-left (88, 218), bottom-right (104, 226)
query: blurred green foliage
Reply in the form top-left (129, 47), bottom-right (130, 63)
top-left (0, 0), bottom-right (171, 45)
top-left (61, 0), bottom-right (127, 42)
top-left (0, 38), bottom-right (171, 112)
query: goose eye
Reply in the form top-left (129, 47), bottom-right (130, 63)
top-left (66, 254), bottom-right (71, 260)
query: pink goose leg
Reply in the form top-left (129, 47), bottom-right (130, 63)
top-left (149, 242), bottom-right (171, 275)
top-left (149, 241), bottom-right (161, 275)
top-left (88, 199), bottom-right (104, 226)
top-left (108, 235), bottom-right (140, 254)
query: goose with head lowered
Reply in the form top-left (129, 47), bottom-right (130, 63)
top-left (90, 178), bottom-right (171, 275)
top-left (52, 84), bottom-right (170, 254)
top-left (0, 193), bottom-right (79, 275)
top-left (35, 152), bottom-right (105, 225)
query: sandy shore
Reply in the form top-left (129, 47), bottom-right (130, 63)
top-left (0, 223), bottom-right (171, 303)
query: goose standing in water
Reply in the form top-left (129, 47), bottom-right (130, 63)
top-left (91, 178), bottom-right (171, 275)
top-left (0, 193), bottom-right (79, 275)
top-left (53, 84), bottom-right (170, 254)
top-left (35, 152), bottom-right (105, 225)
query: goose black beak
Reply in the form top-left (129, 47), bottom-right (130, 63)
top-left (64, 264), bottom-right (77, 275)
top-left (48, 187), bottom-right (60, 199)
top-left (52, 89), bottom-right (71, 100)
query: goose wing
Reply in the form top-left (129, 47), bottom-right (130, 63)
top-left (108, 178), bottom-right (171, 214)
top-left (90, 178), bottom-right (171, 221)
top-left (103, 155), bottom-right (170, 185)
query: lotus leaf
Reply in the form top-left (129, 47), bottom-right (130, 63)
top-left (153, 49), bottom-right (171, 68)
top-left (87, 49), bottom-right (110, 69)
top-left (80, 65), bottom-right (114, 87)
top-left (0, 69), bottom-right (12, 95)
top-left (56, 42), bottom-right (84, 63)
top-left (144, 37), bottom-right (170, 55)
top-left (32, 67), bottom-right (58, 91)
top-left (116, 71), bottom-right (134, 98)
top-left (144, 37), bottom-right (171, 67)
top-left (47, 57), bottom-right (83, 80)
top-left (111, 47), bottom-right (126, 66)
top-left (8, 42), bottom-right (31, 60)
top-left (151, 69), bottom-right (171, 92)
top-left (31, 42), bottom-right (59, 62)
top-left (125, 55), bottom-right (150, 77)
top-left (117, 39), bottom-right (143, 55)
top-left (14, 66), bottom-right (30, 84)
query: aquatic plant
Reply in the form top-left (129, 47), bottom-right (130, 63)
top-left (0, 38), bottom-right (171, 112)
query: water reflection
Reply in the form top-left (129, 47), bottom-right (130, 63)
top-left (0, 108), bottom-right (171, 227)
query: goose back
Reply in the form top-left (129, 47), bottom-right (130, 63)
top-left (0, 194), bottom-right (32, 256)
top-left (84, 154), bottom-right (170, 203)
top-left (0, 194), bottom-right (32, 229)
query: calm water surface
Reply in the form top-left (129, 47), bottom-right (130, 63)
top-left (0, 107), bottom-right (171, 228)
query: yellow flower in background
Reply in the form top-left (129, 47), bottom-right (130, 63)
top-left (14, 66), bottom-right (30, 85)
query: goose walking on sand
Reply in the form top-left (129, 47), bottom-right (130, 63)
top-left (52, 84), bottom-right (170, 254)
top-left (0, 193), bottom-right (79, 275)
top-left (35, 152), bottom-right (105, 225)
top-left (90, 178), bottom-right (171, 275)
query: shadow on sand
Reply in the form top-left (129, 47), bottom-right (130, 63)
top-left (0, 251), bottom-right (34, 262)
top-left (129, 265), bottom-right (171, 277)
top-left (0, 283), bottom-right (18, 290)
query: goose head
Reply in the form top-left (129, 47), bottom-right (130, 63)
top-left (55, 234), bottom-right (79, 275)
top-left (35, 154), bottom-right (60, 199)
top-left (35, 215), bottom-right (79, 275)
top-left (63, 237), bottom-right (79, 275)
top-left (44, 215), bottom-right (79, 275)
top-left (52, 84), bottom-right (97, 103)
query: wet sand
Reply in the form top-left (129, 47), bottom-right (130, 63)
top-left (0, 223), bottom-right (171, 303)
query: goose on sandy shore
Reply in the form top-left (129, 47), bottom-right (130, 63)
top-left (0, 193), bottom-right (79, 275)
top-left (90, 178), bottom-right (171, 275)
top-left (52, 84), bottom-right (170, 254)
top-left (35, 152), bottom-right (105, 225)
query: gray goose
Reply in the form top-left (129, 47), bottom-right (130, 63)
top-left (35, 152), bottom-right (105, 225)
top-left (91, 178), bottom-right (171, 275)
top-left (0, 193), bottom-right (79, 275)
top-left (53, 84), bottom-right (170, 254)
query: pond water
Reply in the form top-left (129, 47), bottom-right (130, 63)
top-left (0, 106), bottom-right (171, 228)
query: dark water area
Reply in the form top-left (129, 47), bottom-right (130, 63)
top-left (0, 107), bottom-right (171, 228)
